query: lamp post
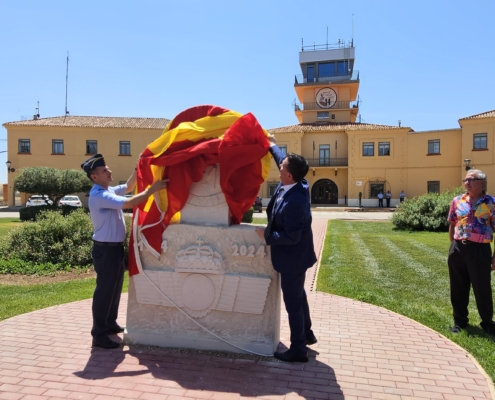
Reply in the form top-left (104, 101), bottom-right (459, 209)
top-left (6, 160), bottom-right (15, 173)
top-left (6, 161), bottom-right (15, 206)
top-left (464, 158), bottom-right (471, 171)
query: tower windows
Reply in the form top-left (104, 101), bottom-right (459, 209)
top-left (337, 61), bottom-right (349, 76)
top-left (307, 65), bottom-right (314, 83)
top-left (318, 62), bottom-right (335, 78)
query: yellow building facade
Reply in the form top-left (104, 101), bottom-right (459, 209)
top-left (3, 116), bottom-right (169, 206)
top-left (3, 41), bottom-right (495, 208)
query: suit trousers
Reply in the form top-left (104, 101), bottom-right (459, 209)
top-left (280, 271), bottom-right (312, 355)
top-left (447, 240), bottom-right (494, 329)
top-left (91, 244), bottom-right (125, 338)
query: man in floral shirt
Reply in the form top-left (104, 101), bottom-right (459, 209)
top-left (447, 169), bottom-right (495, 336)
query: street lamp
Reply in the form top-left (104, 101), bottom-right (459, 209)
top-left (6, 160), bottom-right (15, 173)
top-left (464, 158), bottom-right (471, 171)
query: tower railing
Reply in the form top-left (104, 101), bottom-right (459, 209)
top-left (295, 70), bottom-right (359, 85)
top-left (306, 158), bottom-right (348, 167)
top-left (294, 101), bottom-right (358, 111)
top-left (301, 40), bottom-right (354, 52)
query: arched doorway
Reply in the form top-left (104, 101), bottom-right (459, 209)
top-left (311, 179), bottom-right (338, 204)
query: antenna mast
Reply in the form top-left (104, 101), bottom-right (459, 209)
top-left (352, 14), bottom-right (354, 46)
top-left (65, 52), bottom-right (69, 117)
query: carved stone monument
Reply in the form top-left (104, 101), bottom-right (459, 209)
top-left (124, 165), bottom-right (280, 354)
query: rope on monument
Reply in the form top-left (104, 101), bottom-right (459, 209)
top-left (132, 208), bottom-right (274, 357)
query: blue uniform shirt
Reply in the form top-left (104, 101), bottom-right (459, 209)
top-left (89, 184), bottom-right (127, 242)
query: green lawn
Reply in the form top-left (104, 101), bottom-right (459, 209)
top-left (0, 274), bottom-right (129, 322)
top-left (0, 218), bottom-right (22, 237)
top-left (318, 220), bottom-right (495, 383)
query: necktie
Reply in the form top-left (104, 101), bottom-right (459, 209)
top-left (265, 187), bottom-right (284, 239)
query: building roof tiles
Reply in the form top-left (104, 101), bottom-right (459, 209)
top-left (459, 110), bottom-right (495, 121)
top-left (268, 122), bottom-right (409, 134)
top-left (3, 115), bottom-right (170, 129)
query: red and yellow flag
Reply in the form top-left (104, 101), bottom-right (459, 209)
top-left (128, 105), bottom-right (271, 275)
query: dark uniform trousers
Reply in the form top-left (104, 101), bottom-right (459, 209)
top-left (448, 240), bottom-right (494, 329)
top-left (91, 243), bottom-right (125, 339)
top-left (280, 271), bottom-right (312, 355)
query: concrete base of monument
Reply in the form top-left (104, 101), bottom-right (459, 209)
top-left (123, 327), bottom-right (279, 355)
top-left (124, 223), bottom-right (281, 355)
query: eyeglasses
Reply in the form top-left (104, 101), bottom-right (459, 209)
top-left (462, 178), bottom-right (483, 183)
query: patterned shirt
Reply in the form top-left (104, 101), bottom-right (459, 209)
top-left (447, 193), bottom-right (495, 243)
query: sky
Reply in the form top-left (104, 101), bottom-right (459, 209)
top-left (1, 0), bottom-right (494, 184)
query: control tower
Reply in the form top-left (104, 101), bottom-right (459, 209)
top-left (294, 39), bottom-right (360, 124)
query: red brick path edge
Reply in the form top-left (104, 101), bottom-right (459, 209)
top-left (1, 220), bottom-right (494, 400)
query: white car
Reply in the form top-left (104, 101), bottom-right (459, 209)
top-left (26, 195), bottom-right (53, 207)
top-left (58, 195), bottom-right (82, 207)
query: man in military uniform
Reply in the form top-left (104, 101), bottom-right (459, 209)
top-left (81, 154), bottom-right (168, 349)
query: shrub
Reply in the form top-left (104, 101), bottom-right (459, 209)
top-left (0, 208), bottom-right (94, 268)
top-left (242, 207), bottom-right (254, 223)
top-left (392, 187), bottom-right (465, 231)
top-left (19, 205), bottom-right (89, 221)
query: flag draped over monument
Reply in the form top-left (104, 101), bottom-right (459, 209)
top-left (128, 105), bottom-right (271, 276)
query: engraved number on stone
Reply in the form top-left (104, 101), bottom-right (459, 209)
top-left (256, 246), bottom-right (266, 257)
top-left (231, 244), bottom-right (265, 258)
top-left (247, 245), bottom-right (255, 257)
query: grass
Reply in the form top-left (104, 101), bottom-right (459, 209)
top-left (0, 274), bottom-right (129, 322)
top-left (252, 217), bottom-right (268, 225)
top-left (318, 220), bottom-right (495, 383)
top-left (0, 218), bottom-right (22, 237)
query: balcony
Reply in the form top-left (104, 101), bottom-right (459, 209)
top-left (294, 101), bottom-right (358, 112)
top-left (295, 70), bottom-right (359, 85)
top-left (306, 158), bottom-right (348, 167)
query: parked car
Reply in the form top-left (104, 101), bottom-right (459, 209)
top-left (253, 196), bottom-right (263, 213)
top-left (58, 195), bottom-right (82, 207)
top-left (26, 195), bottom-right (53, 207)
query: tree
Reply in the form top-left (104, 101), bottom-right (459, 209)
top-left (14, 166), bottom-right (92, 205)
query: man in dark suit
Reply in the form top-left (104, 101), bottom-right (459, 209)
top-left (257, 141), bottom-right (317, 362)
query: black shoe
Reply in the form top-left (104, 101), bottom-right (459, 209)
top-left (274, 349), bottom-right (308, 363)
top-left (92, 335), bottom-right (120, 349)
top-left (482, 326), bottom-right (495, 337)
top-left (107, 325), bottom-right (125, 334)
top-left (450, 324), bottom-right (466, 333)
top-left (306, 331), bottom-right (318, 346)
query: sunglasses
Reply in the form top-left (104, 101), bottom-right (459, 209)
top-left (462, 178), bottom-right (483, 183)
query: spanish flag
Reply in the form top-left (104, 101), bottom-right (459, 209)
top-left (128, 105), bottom-right (271, 275)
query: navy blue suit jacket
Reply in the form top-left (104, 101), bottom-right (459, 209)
top-left (265, 145), bottom-right (317, 274)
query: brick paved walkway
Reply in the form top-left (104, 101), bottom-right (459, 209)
top-left (1, 220), bottom-right (494, 399)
